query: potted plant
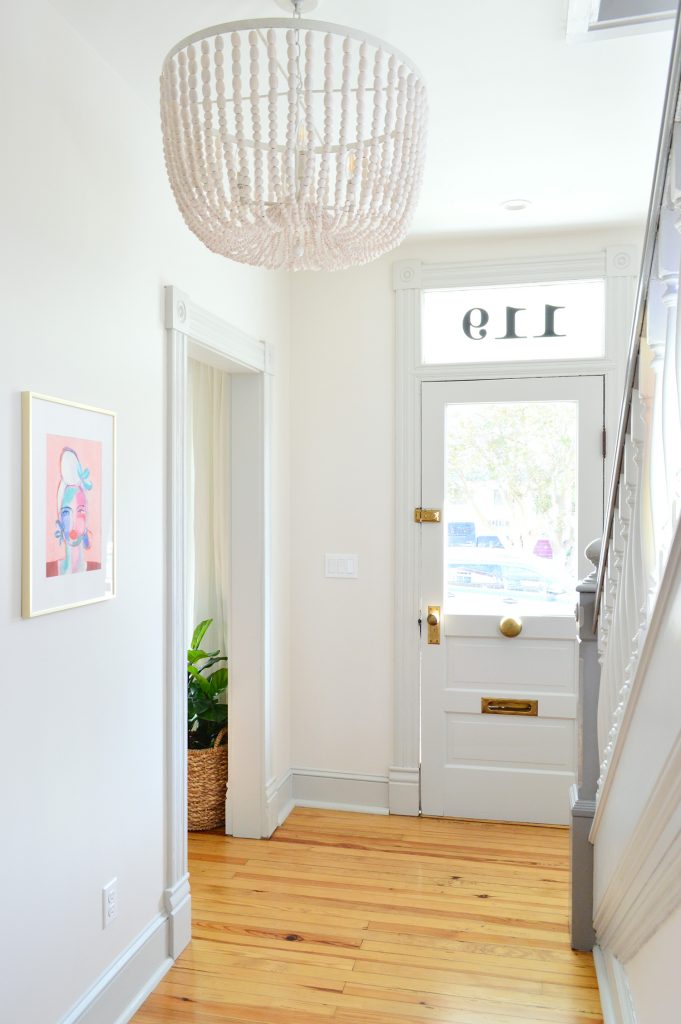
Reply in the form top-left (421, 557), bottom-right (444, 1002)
top-left (187, 618), bottom-right (229, 831)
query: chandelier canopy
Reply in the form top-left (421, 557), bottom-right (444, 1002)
top-left (160, 7), bottom-right (427, 271)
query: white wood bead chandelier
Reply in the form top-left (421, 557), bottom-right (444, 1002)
top-left (160, 1), bottom-right (427, 271)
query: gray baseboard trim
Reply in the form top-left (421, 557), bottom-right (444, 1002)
top-left (60, 913), bottom-right (172, 1024)
top-left (292, 768), bottom-right (389, 815)
top-left (570, 783), bottom-right (596, 951)
top-left (593, 945), bottom-right (638, 1024)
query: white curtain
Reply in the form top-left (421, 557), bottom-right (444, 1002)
top-left (187, 359), bottom-right (230, 663)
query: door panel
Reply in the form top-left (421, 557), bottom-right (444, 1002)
top-left (445, 717), bottom-right (574, 770)
top-left (446, 632), bottom-right (577, 692)
top-left (420, 376), bottom-right (604, 824)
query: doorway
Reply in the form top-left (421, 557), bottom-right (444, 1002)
top-left (420, 375), bottom-right (604, 823)
top-left (163, 286), bottom-right (273, 958)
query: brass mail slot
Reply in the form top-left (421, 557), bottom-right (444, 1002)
top-left (482, 698), bottom-right (538, 716)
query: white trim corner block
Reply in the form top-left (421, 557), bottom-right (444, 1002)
top-left (393, 259), bottom-right (423, 290)
top-left (164, 874), bottom-right (191, 960)
top-left (265, 770), bottom-right (294, 836)
top-left (606, 246), bottom-right (639, 278)
top-left (389, 765), bottom-right (420, 816)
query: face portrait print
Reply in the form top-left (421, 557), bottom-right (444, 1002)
top-left (45, 436), bottom-right (102, 577)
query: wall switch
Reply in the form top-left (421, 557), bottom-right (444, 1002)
top-left (325, 553), bottom-right (358, 578)
top-left (102, 878), bottom-right (118, 929)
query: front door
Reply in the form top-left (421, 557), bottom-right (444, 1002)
top-left (420, 375), bottom-right (604, 824)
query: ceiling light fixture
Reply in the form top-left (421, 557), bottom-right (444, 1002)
top-left (160, 0), bottom-right (427, 271)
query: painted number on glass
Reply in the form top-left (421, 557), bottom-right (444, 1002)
top-left (462, 305), bottom-right (565, 341)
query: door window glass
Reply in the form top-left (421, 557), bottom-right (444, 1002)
top-left (445, 400), bottom-right (578, 614)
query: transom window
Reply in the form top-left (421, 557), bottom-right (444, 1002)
top-left (422, 278), bottom-right (605, 365)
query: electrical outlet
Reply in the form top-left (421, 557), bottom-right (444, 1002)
top-left (102, 878), bottom-right (118, 929)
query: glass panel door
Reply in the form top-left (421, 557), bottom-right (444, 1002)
top-left (445, 399), bottom-right (579, 615)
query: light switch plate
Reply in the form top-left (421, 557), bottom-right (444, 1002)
top-left (102, 878), bottom-right (118, 929)
top-left (325, 554), bottom-right (358, 578)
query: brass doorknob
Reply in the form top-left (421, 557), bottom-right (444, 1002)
top-left (499, 616), bottom-right (522, 638)
top-left (427, 611), bottom-right (439, 626)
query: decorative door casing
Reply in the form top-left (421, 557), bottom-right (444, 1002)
top-left (391, 249), bottom-right (638, 815)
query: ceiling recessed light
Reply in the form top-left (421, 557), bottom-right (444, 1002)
top-left (501, 198), bottom-right (532, 212)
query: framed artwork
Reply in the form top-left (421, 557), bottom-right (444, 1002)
top-left (22, 392), bottom-right (116, 617)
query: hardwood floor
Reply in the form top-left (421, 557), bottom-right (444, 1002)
top-left (132, 808), bottom-right (602, 1024)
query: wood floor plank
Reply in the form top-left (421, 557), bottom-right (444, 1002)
top-left (132, 808), bottom-right (602, 1024)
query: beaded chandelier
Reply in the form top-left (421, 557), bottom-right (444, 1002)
top-left (160, 1), bottom-right (427, 271)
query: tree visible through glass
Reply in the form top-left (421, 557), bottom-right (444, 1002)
top-left (445, 401), bottom-right (578, 614)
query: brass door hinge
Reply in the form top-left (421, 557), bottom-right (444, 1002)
top-left (414, 508), bottom-right (441, 523)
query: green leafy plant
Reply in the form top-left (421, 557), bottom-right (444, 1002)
top-left (187, 618), bottom-right (228, 750)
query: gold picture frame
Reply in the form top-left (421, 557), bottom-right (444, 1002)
top-left (22, 392), bottom-right (116, 617)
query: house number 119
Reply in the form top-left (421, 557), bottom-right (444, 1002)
top-left (462, 304), bottom-right (566, 341)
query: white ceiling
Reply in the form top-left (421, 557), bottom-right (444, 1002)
top-left (51, 0), bottom-right (674, 237)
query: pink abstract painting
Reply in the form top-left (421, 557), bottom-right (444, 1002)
top-left (45, 434), bottom-right (102, 577)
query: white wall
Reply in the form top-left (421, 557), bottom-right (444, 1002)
top-left (625, 905), bottom-right (681, 1024)
top-left (591, 533), bottom-right (681, 1023)
top-left (0, 2), bottom-right (290, 1021)
top-left (289, 227), bottom-right (643, 793)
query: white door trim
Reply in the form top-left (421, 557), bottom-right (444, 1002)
top-left (164, 286), bottom-right (273, 960)
top-left (392, 248), bottom-right (638, 816)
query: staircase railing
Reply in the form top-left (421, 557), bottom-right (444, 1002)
top-left (593, 30), bottom-right (681, 815)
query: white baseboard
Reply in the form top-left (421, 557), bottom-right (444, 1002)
top-left (291, 768), bottom-right (389, 815)
top-left (593, 946), bottom-right (638, 1024)
top-left (265, 769), bottom-right (295, 835)
top-left (266, 767), bottom-right (396, 828)
top-left (60, 913), bottom-right (172, 1024)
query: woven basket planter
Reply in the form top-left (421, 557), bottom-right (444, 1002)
top-left (187, 728), bottom-right (228, 832)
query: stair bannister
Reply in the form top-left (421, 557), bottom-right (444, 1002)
top-left (593, 78), bottom-right (681, 816)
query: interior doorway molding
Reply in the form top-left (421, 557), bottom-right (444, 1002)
top-left (164, 285), bottom-right (274, 959)
top-left (390, 247), bottom-right (639, 817)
